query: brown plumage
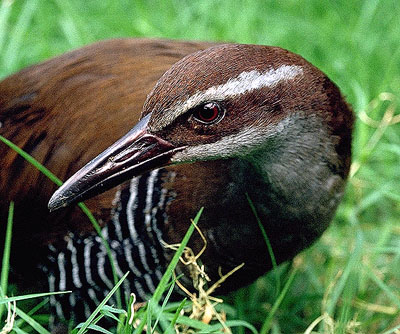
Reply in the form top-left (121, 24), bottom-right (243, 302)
top-left (0, 39), bottom-right (213, 283)
top-left (0, 38), bottom-right (353, 324)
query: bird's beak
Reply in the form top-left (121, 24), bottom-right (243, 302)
top-left (48, 113), bottom-right (183, 211)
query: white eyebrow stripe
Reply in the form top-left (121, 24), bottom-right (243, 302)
top-left (153, 65), bottom-right (303, 130)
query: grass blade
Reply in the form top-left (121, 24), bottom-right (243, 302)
top-left (0, 135), bottom-right (62, 186)
top-left (76, 271), bottom-right (129, 334)
top-left (0, 134), bottom-right (122, 308)
top-left (0, 201), bottom-right (14, 320)
top-left (0, 0), bottom-right (13, 57)
top-left (164, 298), bottom-right (187, 334)
top-left (246, 193), bottom-right (281, 295)
top-left (150, 278), bottom-right (178, 333)
top-left (365, 266), bottom-right (400, 310)
top-left (0, 291), bottom-right (71, 305)
top-left (153, 208), bottom-right (203, 305)
top-left (82, 324), bottom-right (114, 334)
top-left (259, 266), bottom-right (297, 334)
top-left (210, 320), bottom-right (258, 334)
top-left (2, 0), bottom-right (38, 73)
top-left (14, 306), bottom-right (51, 334)
top-left (134, 208), bottom-right (203, 334)
top-left (325, 230), bottom-right (363, 315)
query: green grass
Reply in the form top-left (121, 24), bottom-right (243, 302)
top-left (1, 0), bottom-right (400, 333)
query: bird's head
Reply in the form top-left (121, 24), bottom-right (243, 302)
top-left (48, 44), bottom-right (353, 211)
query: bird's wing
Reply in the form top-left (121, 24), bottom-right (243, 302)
top-left (0, 38), bottom-right (213, 246)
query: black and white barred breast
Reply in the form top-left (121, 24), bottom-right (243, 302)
top-left (42, 169), bottom-right (174, 323)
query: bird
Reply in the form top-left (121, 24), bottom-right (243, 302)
top-left (0, 38), bottom-right (353, 326)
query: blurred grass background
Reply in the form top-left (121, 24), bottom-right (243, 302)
top-left (1, 0), bottom-right (399, 333)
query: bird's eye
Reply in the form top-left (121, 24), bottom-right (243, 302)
top-left (192, 102), bottom-right (224, 124)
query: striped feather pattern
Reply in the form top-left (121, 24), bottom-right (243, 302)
top-left (42, 169), bottom-right (172, 322)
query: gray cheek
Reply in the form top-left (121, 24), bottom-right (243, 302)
top-left (325, 174), bottom-right (345, 211)
top-left (248, 112), bottom-right (345, 223)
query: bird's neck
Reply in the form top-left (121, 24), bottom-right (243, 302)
top-left (161, 113), bottom-right (346, 291)
top-left (247, 112), bottom-right (345, 228)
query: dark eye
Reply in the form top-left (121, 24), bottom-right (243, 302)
top-left (192, 102), bottom-right (224, 124)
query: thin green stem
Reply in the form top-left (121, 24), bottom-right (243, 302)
top-left (246, 193), bottom-right (281, 294)
top-left (0, 201), bottom-right (14, 320)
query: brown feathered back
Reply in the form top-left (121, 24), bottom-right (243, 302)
top-left (0, 38), bottom-right (214, 281)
